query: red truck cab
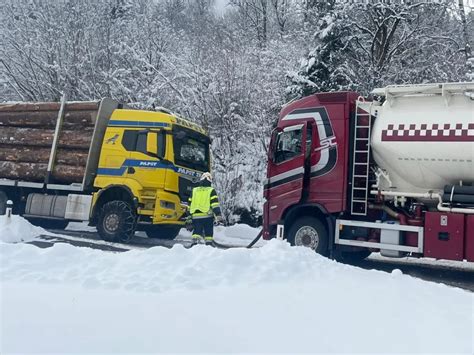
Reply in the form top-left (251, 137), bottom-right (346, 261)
top-left (263, 92), bottom-right (359, 255)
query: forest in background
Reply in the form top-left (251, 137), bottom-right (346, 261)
top-left (1, 0), bottom-right (472, 224)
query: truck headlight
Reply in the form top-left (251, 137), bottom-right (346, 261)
top-left (160, 200), bottom-right (175, 210)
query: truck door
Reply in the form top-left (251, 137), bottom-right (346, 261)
top-left (265, 123), bottom-right (307, 223)
top-left (123, 129), bottom-right (168, 189)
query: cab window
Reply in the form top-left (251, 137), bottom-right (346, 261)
top-left (136, 133), bottom-right (147, 153)
top-left (273, 126), bottom-right (303, 164)
top-left (122, 130), bottom-right (165, 157)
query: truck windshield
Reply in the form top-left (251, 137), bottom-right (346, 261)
top-left (173, 127), bottom-right (210, 172)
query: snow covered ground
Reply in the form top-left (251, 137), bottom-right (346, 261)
top-left (369, 252), bottom-right (474, 271)
top-left (0, 214), bottom-right (49, 243)
top-left (1, 217), bottom-right (473, 353)
top-left (66, 221), bottom-right (266, 247)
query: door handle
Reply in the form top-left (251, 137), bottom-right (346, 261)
top-left (127, 167), bottom-right (135, 174)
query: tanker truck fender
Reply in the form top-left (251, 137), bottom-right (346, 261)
top-left (283, 203), bottom-right (330, 229)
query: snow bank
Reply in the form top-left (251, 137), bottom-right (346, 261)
top-left (0, 214), bottom-right (45, 243)
top-left (214, 223), bottom-right (264, 246)
top-left (1, 240), bottom-right (472, 353)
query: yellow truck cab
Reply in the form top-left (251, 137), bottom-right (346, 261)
top-left (92, 108), bottom-right (210, 241)
top-left (0, 98), bottom-right (210, 242)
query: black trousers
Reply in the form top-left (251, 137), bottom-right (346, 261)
top-left (192, 217), bottom-right (214, 240)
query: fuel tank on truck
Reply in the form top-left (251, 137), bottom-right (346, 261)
top-left (370, 82), bottom-right (474, 195)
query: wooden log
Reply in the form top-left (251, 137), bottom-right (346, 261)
top-left (0, 161), bottom-right (85, 183)
top-left (0, 101), bottom-right (100, 112)
top-left (0, 127), bottom-right (93, 149)
top-left (0, 146), bottom-right (89, 165)
top-left (0, 110), bottom-right (97, 128)
top-left (53, 164), bottom-right (86, 183)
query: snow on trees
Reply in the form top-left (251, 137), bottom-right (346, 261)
top-left (0, 0), bottom-right (471, 223)
top-left (287, 0), bottom-right (471, 98)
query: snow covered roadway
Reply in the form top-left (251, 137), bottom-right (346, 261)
top-left (1, 216), bottom-right (473, 353)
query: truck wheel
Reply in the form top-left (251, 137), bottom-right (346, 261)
top-left (28, 218), bottom-right (69, 230)
top-left (97, 201), bottom-right (137, 243)
top-left (0, 191), bottom-right (7, 215)
top-left (146, 225), bottom-right (181, 240)
top-left (287, 217), bottom-right (328, 256)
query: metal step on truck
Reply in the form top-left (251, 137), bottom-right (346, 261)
top-left (0, 96), bottom-right (211, 242)
top-left (263, 82), bottom-right (474, 263)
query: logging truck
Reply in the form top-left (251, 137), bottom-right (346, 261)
top-left (0, 97), bottom-right (210, 242)
top-left (263, 82), bottom-right (474, 262)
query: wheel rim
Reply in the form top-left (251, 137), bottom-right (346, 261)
top-left (294, 226), bottom-right (319, 250)
top-left (104, 213), bottom-right (120, 232)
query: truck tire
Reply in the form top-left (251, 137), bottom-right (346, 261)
top-left (97, 200), bottom-right (137, 243)
top-left (27, 218), bottom-right (69, 230)
top-left (146, 225), bottom-right (181, 240)
top-left (0, 191), bottom-right (7, 215)
top-left (287, 216), bottom-right (329, 256)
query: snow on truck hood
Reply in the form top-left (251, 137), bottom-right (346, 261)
top-left (1, 234), bottom-right (473, 353)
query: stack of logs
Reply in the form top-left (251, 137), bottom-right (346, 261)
top-left (0, 101), bottom-right (100, 184)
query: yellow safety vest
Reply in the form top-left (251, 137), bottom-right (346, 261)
top-left (190, 187), bottom-right (213, 215)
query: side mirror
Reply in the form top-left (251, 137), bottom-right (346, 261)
top-left (146, 131), bottom-right (158, 156)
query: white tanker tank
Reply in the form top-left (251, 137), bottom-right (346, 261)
top-left (368, 82), bottom-right (474, 199)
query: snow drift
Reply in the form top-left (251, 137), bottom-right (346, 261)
top-left (0, 214), bottom-right (44, 243)
top-left (1, 239), bottom-right (472, 353)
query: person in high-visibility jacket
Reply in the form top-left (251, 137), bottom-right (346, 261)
top-left (188, 172), bottom-right (222, 246)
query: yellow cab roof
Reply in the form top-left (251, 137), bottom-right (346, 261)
top-left (110, 109), bottom-right (208, 136)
